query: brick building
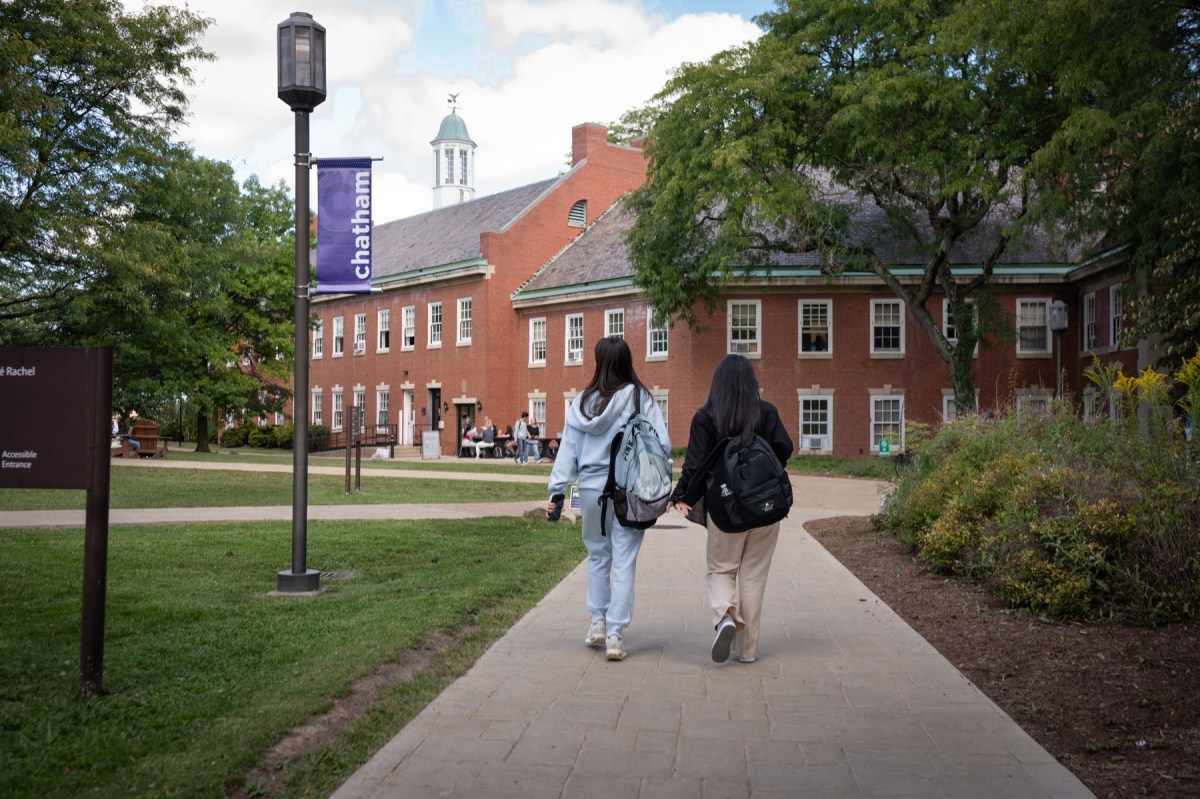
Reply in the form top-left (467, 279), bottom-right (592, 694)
top-left (306, 116), bottom-right (1140, 458)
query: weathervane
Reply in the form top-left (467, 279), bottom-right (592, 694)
top-left (447, 92), bottom-right (459, 112)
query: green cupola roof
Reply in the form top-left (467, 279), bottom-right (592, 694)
top-left (432, 110), bottom-right (475, 145)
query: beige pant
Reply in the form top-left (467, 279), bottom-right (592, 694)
top-left (706, 519), bottom-right (781, 660)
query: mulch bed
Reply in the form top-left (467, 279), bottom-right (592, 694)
top-left (805, 516), bottom-right (1200, 799)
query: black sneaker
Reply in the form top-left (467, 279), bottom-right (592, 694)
top-left (711, 616), bottom-right (737, 663)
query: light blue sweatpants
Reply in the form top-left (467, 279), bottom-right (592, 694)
top-left (579, 487), bottom-right (645, 639)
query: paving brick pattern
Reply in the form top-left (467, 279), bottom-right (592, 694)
top-left (331, 477), bottom-right (1095, 799)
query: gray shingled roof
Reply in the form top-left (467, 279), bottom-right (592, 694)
top-left (518, 180), bottom-right (1080, 295)
top-left (346, 178), bottom-right (559, 280)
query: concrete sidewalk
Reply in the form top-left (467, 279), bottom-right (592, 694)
top-left (0, 470), bottom-right (1094, 797)
top-left (330, 476), bottom-right (1095, 799)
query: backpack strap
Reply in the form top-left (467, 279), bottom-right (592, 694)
top-left (597, 387), bottom-right (642, 536)
top-left (688, 435), bottom-right (729, 500)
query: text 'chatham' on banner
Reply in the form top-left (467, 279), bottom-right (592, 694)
top-left (315, 157), bottom-right (373, 295)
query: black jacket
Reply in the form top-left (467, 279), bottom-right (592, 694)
top-left (670, 399), bottom-right (794, 530)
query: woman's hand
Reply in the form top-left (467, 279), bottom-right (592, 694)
top-left (670, 500), bottom-right (691, 515)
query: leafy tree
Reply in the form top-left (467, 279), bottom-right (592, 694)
top-left (61, 148), bottom-right (295, 451)
top-left (1124, 97), bottom-right (1200, 364)
top-left (0, 0), bottom-right (210, 337)
top-left (625, 0), bottom-right (1190, 410)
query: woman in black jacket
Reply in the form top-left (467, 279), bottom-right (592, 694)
top-left (670, 355), bottom-right (794, 664)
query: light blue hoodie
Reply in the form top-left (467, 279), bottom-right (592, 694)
top-left (547, 384), bottom-right (670, 497)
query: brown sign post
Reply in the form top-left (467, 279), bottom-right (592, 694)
top-left (0, 347), bottom-right (113, 696)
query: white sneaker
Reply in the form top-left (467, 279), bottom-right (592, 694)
top-left (585, 620), bottom-right (606, 647)
top-left (711, 616), bottom-right (737, 663)
top-left (605, 635), bottom-right (626, 661)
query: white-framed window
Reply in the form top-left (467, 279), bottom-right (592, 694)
top-left (530, 318), bottom-right (547, 365)
top-left (353, 313), bottom-right (366, 354)
top-left (377, 309), bottom-right (390, 352)
top-left (563, 394), bottom-right (576, 434)
top-left (353, 389), bottom-right (366, 432)
top-left (444, 149), bottom-right (454, 184)
top-left (1109, 284), bottom-right (1124, 347)
top-left (605, 308), bottom-right (625, 338)
top-left (871, 395), bottom-right (905, 452)
top-left (332, 316), bottom-right (344, 356)
top-left (333, 390), bottom-right (344, 430)
top-left (402, 306), bottom-right (415, 350)
top-left (1016, 390), bottom-right (1051, 416)
top-left (799, 395), bottom-right (833, 452)
top-left (459, 150), bottom-right (469, 186)
top-left (1082, 388), bottom-right (1097, 420)
top-left (377, 389), bottom-right (390, 426)
top-left (312, 390), bottom-right (323, 426)
top-left (1016, 298), bottom-right (1051, 355)
top-left (457, 297), bottom-right (472, 345)
top-left (728, 300), bottom-right (761, 356)
top-left (942, 390), bottom-right (979, 421)
top-left (530, 396), bottom-right (546, 430)
top-left (427, 301), bottom-right (442, 347)
top-left (799, 300), bottom-right (831, 355)
top-left (275, 411), bottom-right (285, 426)
top-left (652, 390), bottom-right (668, 425)
top-left (312, 318), bottom-right (323, 358)
top-left (870, 299), bottom-right (904, 355)
top-left (565, 314), bottom-right (584, 364)
top-left (943, 298), bottom-right (978, 357)
top-left (1082, 293), bottom-right (1096, 351)
top-left (647, 309), bottom-right (668, 360)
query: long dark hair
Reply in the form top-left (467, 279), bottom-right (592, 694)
top-left (706, 354), bottom-right (761, 438)
top-left (579, 336), bottom-right (648, 419)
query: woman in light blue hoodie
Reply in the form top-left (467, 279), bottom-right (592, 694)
top-left (547, 337), bottom-right (669, 661)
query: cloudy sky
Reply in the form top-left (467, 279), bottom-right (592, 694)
top-left (125, 0), bottom-right (768, 222)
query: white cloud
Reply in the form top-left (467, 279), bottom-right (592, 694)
top-left (124, 0), bottom-right (762, 221)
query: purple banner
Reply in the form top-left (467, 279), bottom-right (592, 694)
top-left (315, 157), bottom-right (373, 294)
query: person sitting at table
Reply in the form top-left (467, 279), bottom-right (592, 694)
top-left (460, 420), bottom-right (475, 457)
top-left (474, 416), bottom-right (497, 458)
top-left (126, 410), bottom-right (142, 454)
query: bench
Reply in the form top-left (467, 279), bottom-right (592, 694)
top-left (113, 418), bottom-right (168, 459)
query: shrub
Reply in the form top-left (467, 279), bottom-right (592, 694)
top-left (273, 424), bottom-right (294, 449)
top-left (877, 350), bottom-right (1200, 623)
top-left (220, 425), bottom-right (250, 448)
top-left (247, 427), bottom-right (274, 448)
top-left (308, 425), bottom-right (330, 451)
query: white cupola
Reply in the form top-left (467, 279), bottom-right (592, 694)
top-left (431, 94), bottom-right (476, 209)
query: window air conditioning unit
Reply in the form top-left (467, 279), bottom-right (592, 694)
top-left (804, 436), bottom-right (826, 450)
top-left (732, 342), bottom-right (751, 353)
top-left (353, 343), bottom-right (365, 354)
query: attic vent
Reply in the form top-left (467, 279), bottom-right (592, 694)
top-left (568, 199), bottom-right (587, 227)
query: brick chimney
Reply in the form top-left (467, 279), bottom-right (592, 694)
top-left (571, 123), bottom-right (608, 166)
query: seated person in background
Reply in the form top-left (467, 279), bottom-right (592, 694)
top-left (461, 421), bottom-right (475, 457)
top-left (126, 410), bottom-right (141, 453)
top-left (475, 416), bottom-right (496, 458)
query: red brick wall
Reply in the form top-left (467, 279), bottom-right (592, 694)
top-left (303, 124), bottom-right (646, 455)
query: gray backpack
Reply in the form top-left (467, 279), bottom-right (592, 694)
top-left (599, 390), bottom-right (673, 532)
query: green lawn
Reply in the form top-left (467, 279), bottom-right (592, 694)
top-left (0, 467), bottom-right (549, 511)
top-left (0, 518), bottom-right (584, 799)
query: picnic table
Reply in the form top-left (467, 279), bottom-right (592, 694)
top-left (113, 418), bottom-right (168, 459)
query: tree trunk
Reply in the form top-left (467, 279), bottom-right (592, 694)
top-left (195, 411), bottom-right (211, 453)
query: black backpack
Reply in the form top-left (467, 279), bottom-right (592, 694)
top-left (704, 432), bottom-right (792, 533)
